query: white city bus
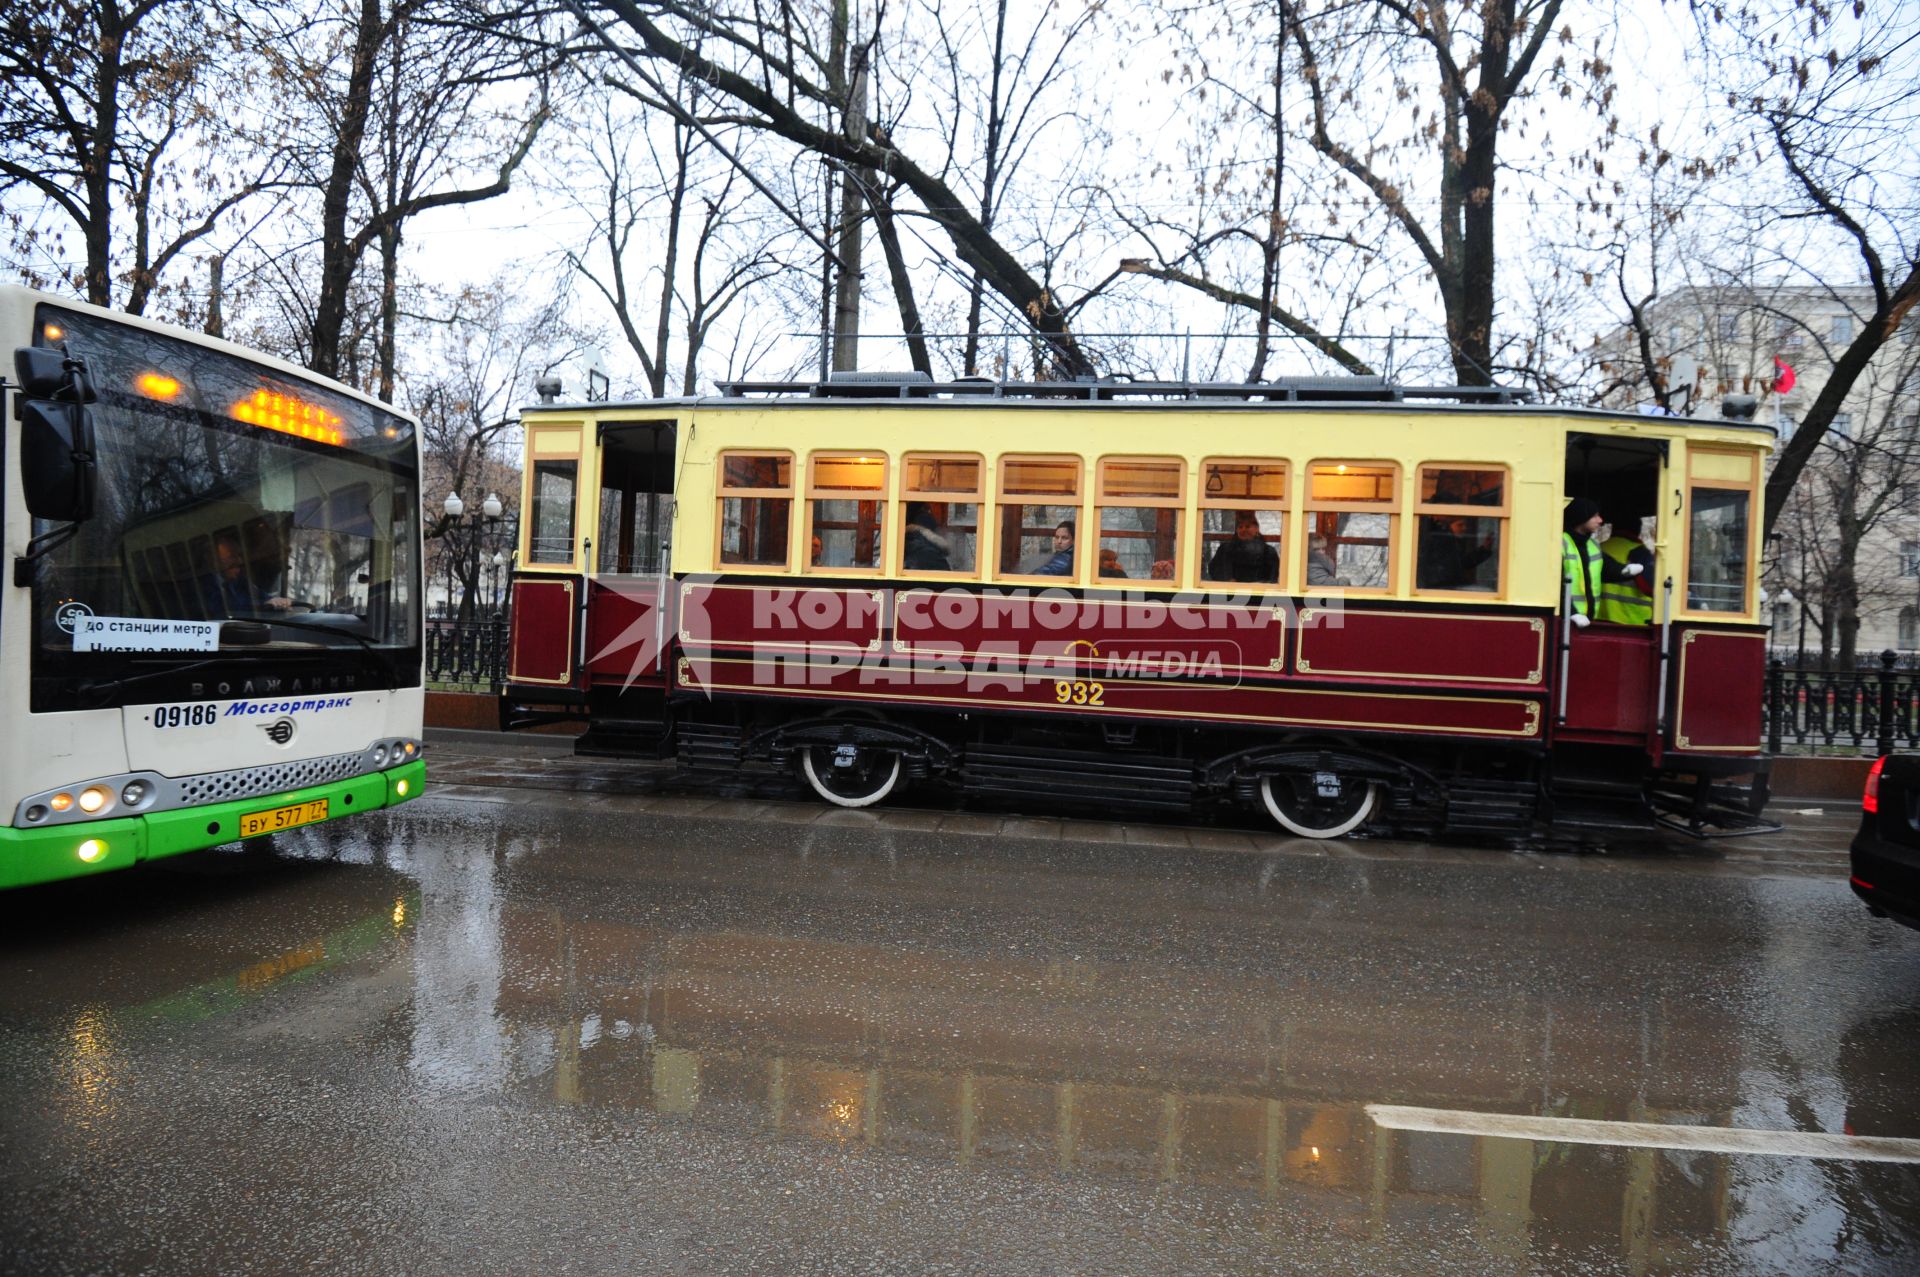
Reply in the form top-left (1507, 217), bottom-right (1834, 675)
top-left (0, 286), bottom-right (425, 888)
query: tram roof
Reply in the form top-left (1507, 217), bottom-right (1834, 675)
top-left (525, 372), bottom-right (1777, 437)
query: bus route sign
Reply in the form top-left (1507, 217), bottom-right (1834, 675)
top-left (71, 615), bottom-right (221, 653)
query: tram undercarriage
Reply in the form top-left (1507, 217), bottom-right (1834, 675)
top-left (520, 683), bottom-right (1775, 844)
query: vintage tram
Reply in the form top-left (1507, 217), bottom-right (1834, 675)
top-left (499, 375), bottom-right (1774, 840)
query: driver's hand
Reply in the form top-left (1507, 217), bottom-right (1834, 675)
top-left (1571, 613), bottom-right (1592, 629)
top-left (1621, 563), bottom-right (1645, 577)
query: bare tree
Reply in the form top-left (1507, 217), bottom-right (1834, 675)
top-left (1772, 345), bottom-right (1920, 666)
top-left (0, 0), bottom-right (284, 313)
top-left (1136, 0), bottom-right (1612, 386)
top-left (558, 76), bottom-right (786, 395)
top-left (413, 280), bottom-right (590, 621)
top-left (1691, 0), bottom-right (1920, 536)
top-left (587, 0), bottom-right (1103, 377)
top-left (250, 0), bottom-right (555, 385)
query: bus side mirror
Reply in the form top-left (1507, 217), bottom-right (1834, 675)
top-left (21, 399), bottom-right (97, 522)
top-left (14, 345), bottom-right (97, 402)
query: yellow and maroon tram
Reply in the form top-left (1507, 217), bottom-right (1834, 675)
top-left (501, 375), bottom-right (1774, 840)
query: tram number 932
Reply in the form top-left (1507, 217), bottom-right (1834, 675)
top-left (1053, 680), bottom-right (1105, 708)
top-left (153, 703), bottom-right (219, 729)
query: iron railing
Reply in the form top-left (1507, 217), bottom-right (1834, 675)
top-left (425, 618), bottom-right (509, 692)
top-left (1767, 651), bottom-right (1919, 756)
top-left (425, 617), bottom-right (1918, 756)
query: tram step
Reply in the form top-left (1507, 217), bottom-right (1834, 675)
top-left (1547, 796), bottom-right (1662, 833)
top-left (677, 723), bottom-right (744, 772)
top-left (961, 745), bottom-right (1194, 813)
top-left (1442, 781), bottom-right (1539, 836)
top-left (575, 716), bottom-right (672, 758)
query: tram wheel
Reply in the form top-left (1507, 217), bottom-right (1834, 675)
top-left (1259, 772), bottom-right (1377, 839)
top-left (799, 744), bottom-right (903, 808)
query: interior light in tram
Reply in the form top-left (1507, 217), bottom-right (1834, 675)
top-left (42, 323), bottom-right (64, 341)
top-left (231, 389), bottom-right (345, 446)
top-left (136, 372), bottom-right (181, 399)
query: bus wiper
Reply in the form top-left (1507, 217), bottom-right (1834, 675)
top-left (77, 658), bottom-right (228, 706)
top-left (246, 615), bottom-right (399, 682)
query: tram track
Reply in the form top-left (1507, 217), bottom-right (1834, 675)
top-left (421, 731), bottom-right (1855, 882)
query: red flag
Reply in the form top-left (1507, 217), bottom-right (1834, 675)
top-left (1773, 357), bottom-right (1797, 395)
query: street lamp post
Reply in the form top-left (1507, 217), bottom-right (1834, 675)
top-left (442, 491), bottom-right (505, 623)
top-left (489, 551), bottom-right (506, 616)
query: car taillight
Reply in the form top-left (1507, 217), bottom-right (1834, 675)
top-left (1864, 756), bottom-right (1885, 815)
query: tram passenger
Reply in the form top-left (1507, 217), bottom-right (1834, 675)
top-left (1098, 547), bottom-right (1128, 578)
top-left (1206, 510), bottom-right (1281, 583)
top-left (1029, 521), bottom-right (1076, 576)
top-left (1306, 532), bottom-right (1346, 587)
top-left (1417, 515), bottom-right (1494, 590)
top-left (1561, 498), bottom-right (1642, 627)
top-left (1597, 515), bottom-right (1656, 624)
top-left (901, 503), bottom-right (953, 572)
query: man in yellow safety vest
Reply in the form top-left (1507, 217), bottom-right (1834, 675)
top-left (1562, 498), bottom-right (1644, 627)
top-left (1597, 516), bottom-right (1655, 624)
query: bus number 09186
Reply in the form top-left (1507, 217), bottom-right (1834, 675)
top-left (153, 703), bottom-right (219, 729)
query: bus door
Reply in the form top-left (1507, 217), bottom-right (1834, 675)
top-left (1556, 433), bottom-right (1666, 749)
top-left (583, 421), bottom-right (677, 686)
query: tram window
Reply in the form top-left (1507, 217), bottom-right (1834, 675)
top-left (806, 453), bottom-right (887, 572)
top-left (1413, 465), bottom-right (1507, 595)
top-left (717, 451), bottom-right (793, 569)
top-left (1305, 462), bottom-right (1399, 591)
top-left (528, 460), bottom-right (578, 565)
top-left (900, 453), bottom-right (981, 576)
top-left (1686, 487), bottom-right (1750, 612)
top-left (1199, 458), bottom-right (1286, 588)
top-left (995, 456), bottom-right (1082, 580)
top-left (1685, 449), bottom-right (1757, 614)
top-left (1095, 457), bottom-right (1183, 584)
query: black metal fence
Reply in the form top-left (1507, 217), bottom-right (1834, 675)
top-left (423, 618), bottom-right (1920, 756)
top-left (425, 618), bottom-right (510, 692)
top-left (1767, 652), bottom-right (1920, 756)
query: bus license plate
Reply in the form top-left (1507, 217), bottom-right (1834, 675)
top-left (239, 798), bottom-right (330, 838)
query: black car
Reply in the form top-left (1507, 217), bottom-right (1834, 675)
top-left (1851, 755), bottom-right (1920, 929)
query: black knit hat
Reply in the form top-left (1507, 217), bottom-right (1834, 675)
top-left (1563, 497), bottom-right (1600, 531)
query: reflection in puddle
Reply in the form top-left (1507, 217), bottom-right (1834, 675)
top-left (449, 895), bottom-right (1912, 1272)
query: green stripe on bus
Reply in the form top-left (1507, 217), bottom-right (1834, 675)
top-left (0, 758), bottom-right (428, 891)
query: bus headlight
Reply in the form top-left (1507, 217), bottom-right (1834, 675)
top-left (395, 779), bottom-right (410, 797)
top-left (122, 781), bottom-right (149, 806)
top-left (49, 792), bottom-right (74, 813)
top-left (77, 839), bottom-right (107, 863)
top-left (78, 786), bottom-right (112, 814)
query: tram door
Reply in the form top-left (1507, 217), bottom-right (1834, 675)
top-left (583, 421), bottom-right (678, 686)
top-left (1557, 434), bottom-right (1666, 747)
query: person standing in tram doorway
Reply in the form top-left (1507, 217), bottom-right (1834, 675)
top-left (1597, 515), bottom-right (1655, 624)
top-left (1561, 498), bottom-right (1642, 627)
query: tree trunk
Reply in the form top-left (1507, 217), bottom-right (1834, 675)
top-left (873, 194), bottom-right (932, 376)
top-left (310, 0), bottom-right (388, 377)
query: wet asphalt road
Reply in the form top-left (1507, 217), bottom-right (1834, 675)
top-left (1, 736), bottom-right (1917, 1275)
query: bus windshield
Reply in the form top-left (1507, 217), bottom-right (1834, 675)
top-left (24, 304), bottom-right (420, 704)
